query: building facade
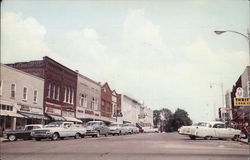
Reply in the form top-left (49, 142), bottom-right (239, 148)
top-left (100, 83), bottom-right (115, 123)
top-left (0, 64), bottom-right (45, 131)
top-left (7, 56), bottom-right (81, 123)
top-left (76, 73), bottom-right (101, 123)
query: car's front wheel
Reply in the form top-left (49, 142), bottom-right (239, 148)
top-left (35, 138), bottom-right (41, 141)
top-left (189, 135), bottom-right (196, 140)
top-left (75, 133), bottom-right (81, 139)
top-left (51, 133), bottom-right (59, 141)
top-left (8, 134), bottom-right (17, 141)
top-left (232, 135), bottom-right (240, 141)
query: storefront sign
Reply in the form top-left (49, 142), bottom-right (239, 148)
top-left (234, 98), bottom-right (250, 106)
top-left (85, 110), bottom-right (94, 115)
top-left (62, 111), bottom-right (74, 117)
top-left (45, 107), bottom-right (61, 115)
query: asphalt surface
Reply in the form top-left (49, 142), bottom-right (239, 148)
top-left (0, 132), bottom-right (249, 160)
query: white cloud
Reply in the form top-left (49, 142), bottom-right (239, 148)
top-left (1, 12), bottom-right (52, 63)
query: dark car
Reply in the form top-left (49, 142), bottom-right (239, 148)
top-left (3, 124), bottom-right (43, 141)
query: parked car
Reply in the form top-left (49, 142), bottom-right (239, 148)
top-left (108, 123), bottom-right (126, 136)
top-left (142, 127), bottom-right (159, 133)
top-left (178, 121), bottom-right (241, 140)
top-left (123, 123), bottom-right (139, 134)
top-left (85, 121), bottom-right (109, 137)
top-left (3, 124), bottom-right (43, 141)
top-left (31, 121), bottom-right (86, 141)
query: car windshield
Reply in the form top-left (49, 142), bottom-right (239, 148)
top-left (192, 122), bottom-right (209, 127)
top-left (45, 122), bottom-right (63, 127)
top-left (86, 122), bottom-right (99, 126)
top-left (110, 124), bottom-right (119, 127)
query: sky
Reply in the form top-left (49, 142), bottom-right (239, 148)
top-left (1, 0), bottom-right (249, 122)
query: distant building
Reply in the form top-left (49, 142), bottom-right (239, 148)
top-left (7, 56), bottom-right (81, 123)
top-left (0, 64), bottom-right (46, 131)
top-left (76, 73), bottom-right (101, 123)
top-left (225, 90), bottom-right (232, 121)
top-left (230, 66), bottom-right (250, 126)
top-left (100, 83), bottom-right (115, 123)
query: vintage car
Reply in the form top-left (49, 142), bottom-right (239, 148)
top-left (178, 121), bottom-right (241, 140)
top-left (123, 123), bottom-right (139, 134)
top-left (3, 124), bottom-right (43, 141)
top-left (108, 123), bottom-right (126, 136)
top-left (142, 127), bottom-right (159, 133)
top-left (31, 121), bottom-right (86, 141)
top-left (85, 121), bottom-right (109, 137)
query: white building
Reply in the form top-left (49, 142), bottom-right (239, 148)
top-left (0, 64), bottom-right (45, 131)
top-left (76, 73), bottom-right (101, 123)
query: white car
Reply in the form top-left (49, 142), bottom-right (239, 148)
top-left (142, 127), bottom-right (159, 133)
top-left (108, 123), bottom-right (126, 136)
top-left (31, 121), bottom-right (86, 141)
top-left (178, 121), bottom-right (241, 140)
top-left (123, 123), bottom-right (139, 134)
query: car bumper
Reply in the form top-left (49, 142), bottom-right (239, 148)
top-left (109, 130), bottom-right (120, 134)
top-left (86, 131), bottom-right (98, 136)
top-left (31, 133), bottom-right (53, 138)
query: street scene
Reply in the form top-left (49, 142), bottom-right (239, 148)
top-left (1, 133), bottom-right (249, 160)
top-left (1, 0), bottom-right (250, 160)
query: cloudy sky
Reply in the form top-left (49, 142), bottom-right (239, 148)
top-left (1, 0), bottom-right (249, 122)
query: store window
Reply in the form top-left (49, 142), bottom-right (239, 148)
top-left (0, 80), bottom-right (3, 96)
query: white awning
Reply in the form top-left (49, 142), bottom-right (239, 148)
top-left (63, 117), bottom-right (82, 123)
top-left (0, 110), bottom-right (25, 118)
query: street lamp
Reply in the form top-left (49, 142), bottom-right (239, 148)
top-left (214, 29), bottom-right (250, 64)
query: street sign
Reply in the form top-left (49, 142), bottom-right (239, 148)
top-left (234, 98), bottom-right (250, 106)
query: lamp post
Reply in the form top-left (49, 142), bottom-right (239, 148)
top-left (214, 30), bottom-right (250, 64)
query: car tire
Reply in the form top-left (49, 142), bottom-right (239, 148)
top-left (232, 135), bottom-right (240, 141)
top-left (35, 138), bottom-right (41, 141)
top-left (96, 131), bottom-right (100, 137)
top-left (189, 135), bottom-right (196, 140)
top-left (105, 133), bottom-right (108, 137)
top-left (75, 133), bottom-right (81, 139)
top-left (81, 135), bottom-right (85, 138)
top-left (8, 134), bottom-right (17, 141)
top-left (51, 133), bottom-right (59, 141)
top-left (204, 136), bottom-right (212, 140)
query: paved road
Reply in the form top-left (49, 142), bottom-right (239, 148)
top-left (0, 132), bottom-right (249, 160)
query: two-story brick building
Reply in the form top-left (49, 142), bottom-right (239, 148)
top-left (7, 56), bottom-right (81, 123)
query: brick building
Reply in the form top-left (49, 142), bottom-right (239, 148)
top-left (7, 56), bottom-right (81, 123)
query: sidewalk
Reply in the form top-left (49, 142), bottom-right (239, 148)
top-left (239, 138), bottom-right (249, 144)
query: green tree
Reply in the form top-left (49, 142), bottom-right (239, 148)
top-left (172, 108), bottom-right (192, 131)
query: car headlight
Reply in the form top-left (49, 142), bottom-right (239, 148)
top-left (46, 131), bottom-right (51, 134)
top-left (31, 131), bottom-right (35, 135)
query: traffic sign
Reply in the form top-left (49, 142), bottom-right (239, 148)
top-left (234, 98), bottom-right (250, 106)
top-left (235, 87), bottom-right (243, 98)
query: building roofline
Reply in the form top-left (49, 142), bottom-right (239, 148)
top-left (1, 64), bottom-right (44, 81)
top-left (77, 73), bottom-right (101, 86)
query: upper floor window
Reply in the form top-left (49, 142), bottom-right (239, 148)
top-left (10, 83), bottom-right (16, 98)
top-left (33, 90), bottom-right (38, 103)
top-left (23, 87), bottom-right (28, 100)
top-left (80, 94), bottom-right (87, 107)
top-left (94, 98), bottom-right (98, 110)
top-left (52, 84), bottom-right (56, 99)
top-left (57, 86), bottom-right (60, 100)
top-left (0, 80), bottom-right (3, 96)
top-left (47, 83), bottom-right (51, 98)
top-left (64, 87), bottom-right (67, 102)
top-left (71, 89), bottom-right (74, 104)
top-left (91, 97), bottom-right (95, 110)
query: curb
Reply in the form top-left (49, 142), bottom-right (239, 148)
top-left (238, 138), bottom-right (249, 145)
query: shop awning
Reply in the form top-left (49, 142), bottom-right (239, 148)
top-left (63, 117), bottom-right (82, 123)
top-left (47, 115), bottom-right (66, 121)
top-left (19, 112), bottom-right (49, 120)
top-left (0, 110), bottom-right (25, 118)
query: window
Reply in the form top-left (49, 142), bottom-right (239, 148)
top-left (94, 98), bottom-right (98, 110)
top-left (23, 87), bottom-right (28, 100)
top-left (47, 83), bottom-right (51, 98)
top-left (67, 88), bottom-right (70, 103)
top-left (71, 89), bottom-right (74, 104)
top-left (64, 87), bottom-right (67, 102)
top-left (1, 104), bottom-right (13, 111)
top-left (213, 123), bottom-right (225, 128)
top-left (57, 87), bottom-right (60, 100)
top-left (0, 80), bottom-right (3, 96)
top-left (91, 97), bottom-right (95, 110)
top-left (52, 84), bottom-right (56, 99)
top-left (101, 100), bottom-right (105, 106)
top-left (80, 94), bottom-right (87, 107)
top-left (10, 83), bottom-right (16, 98)
top-left (33, 90), bottom-right (38, 102)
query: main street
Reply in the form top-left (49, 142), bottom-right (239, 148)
top-left (0, 132), bottom-right (249, 160)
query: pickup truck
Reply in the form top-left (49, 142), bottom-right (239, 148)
top-left (3, 124), bottom-right (43, 141)
top-left (178, 121), bottom-right (241, 140)
top-left (31, 121), bottom-right (86, 141)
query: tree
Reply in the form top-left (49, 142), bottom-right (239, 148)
top-left (153, 110), bottom-right (161, 128)
top-left (172, 108), bottom-right (192, 131)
